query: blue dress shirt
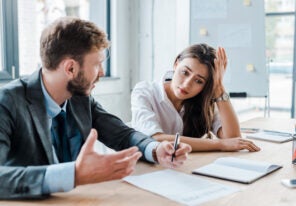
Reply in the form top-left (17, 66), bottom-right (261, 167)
top-left (40, 77), bottom-right (75, 193)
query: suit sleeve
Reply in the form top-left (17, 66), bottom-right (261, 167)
top-left (0, 165), bottom-right (47, 199)
top-left (90, 96), bottom-right (156, 161)
top-left (0, 90), bottom-right (48, 199)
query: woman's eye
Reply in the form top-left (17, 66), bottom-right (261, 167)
top-left (196, 79), bottom-right (204, 84)
top-left (181, 70), bottom-right (188, 75)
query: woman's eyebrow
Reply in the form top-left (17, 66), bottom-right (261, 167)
top-left (184, 65), bottom-right (207, 81)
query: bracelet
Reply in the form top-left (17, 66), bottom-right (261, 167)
top-left (212, 92), bottom-right (230, 102)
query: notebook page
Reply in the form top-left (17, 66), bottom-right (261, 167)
top-left (215, 157), bottom-right (272, 173)
top-left (193, 163), bottom-right (263, 183)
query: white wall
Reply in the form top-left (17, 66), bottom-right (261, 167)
top-left (131, 0), bottom-right (190, 86)
top-left (92, 0), bottom-right (133, 122)
top-left (92, 0), bottom-right (190, 122)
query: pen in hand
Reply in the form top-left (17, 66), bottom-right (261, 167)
top-left (171, 133), bottom-right (180, 162)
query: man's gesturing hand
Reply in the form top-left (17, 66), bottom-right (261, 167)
top-left (75, 129), bottom-right (142, 186)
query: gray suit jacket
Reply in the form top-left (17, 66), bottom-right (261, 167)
top-left (0, 70), bottom-right (155, 199)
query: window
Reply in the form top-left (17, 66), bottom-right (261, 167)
top-left (0, 1), bottom-right (3, 72)
top-left (0, 0), bottom-right (110, 81)
top-left (0, 0), bottom-right (18, 80)
top-left (265, 0), bottom-right (295, 117)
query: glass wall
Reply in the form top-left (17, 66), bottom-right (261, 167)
top-left (265, 0), bottom-right (295, 117)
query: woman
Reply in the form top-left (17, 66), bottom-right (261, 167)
top-left (131, 44), bottom-right (260, 152)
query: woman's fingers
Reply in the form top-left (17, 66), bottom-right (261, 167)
top-left (240, 139), bottom-right (261, 152)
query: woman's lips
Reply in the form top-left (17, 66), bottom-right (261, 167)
top-left (179, 87), bottom-right (188, 95)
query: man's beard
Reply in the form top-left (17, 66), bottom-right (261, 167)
top-left (67, 70), bottom-right (94, 96)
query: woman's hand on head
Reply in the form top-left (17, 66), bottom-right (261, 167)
top-left (219, 137), bottom-right (261, 152)
top-left (213, 47), bottom-right (227, 98)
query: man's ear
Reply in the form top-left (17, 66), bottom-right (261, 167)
top-left (63, 59), bottom-right (77, 78)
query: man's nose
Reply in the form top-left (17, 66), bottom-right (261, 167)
top-left (98, 66), bottom-right (105, 77)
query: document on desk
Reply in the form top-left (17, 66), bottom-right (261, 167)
top-left (246, 131), bottom-right (292, 143)
top-left (124, 169), bottom-right (239, 206)
top-left (192, 157), bottom-right (282, 184)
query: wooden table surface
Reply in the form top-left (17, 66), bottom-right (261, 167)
top-left (1, 117), bottom-right (296, 206)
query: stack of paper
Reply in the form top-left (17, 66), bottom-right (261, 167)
top-left (124, 169), bottom-right (238, 205)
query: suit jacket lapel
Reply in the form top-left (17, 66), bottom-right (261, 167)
top-left (68, 97), bottom-right (91, 141)
top-left (25, 70), bottom-right (54, 164)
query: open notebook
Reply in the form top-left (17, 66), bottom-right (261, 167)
top-left (192, 157), bottom-right (282, 184)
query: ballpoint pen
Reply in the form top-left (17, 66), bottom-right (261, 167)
top-left (171, 133), bottom-right (180, 162)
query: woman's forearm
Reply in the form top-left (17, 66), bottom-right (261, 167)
top-left (153, 133), bottom-right (222, 151)
top-left (152, 133), bottom-right (260, 152)
top-left (216, 100), bottom-right (241, 138)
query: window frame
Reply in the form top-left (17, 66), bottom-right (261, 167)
top-left (0, 0), bottom-right (111, 82)
top-left (105, 0), bottom-right (111, 77)
top-left (265, 6), bottom-right (296, 117)
top-left (0, 0), bottom-right (18, 81)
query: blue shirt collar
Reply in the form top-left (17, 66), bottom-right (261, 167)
top-left (40, 73), bottom-right (67, 118)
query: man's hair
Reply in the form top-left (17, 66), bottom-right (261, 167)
top-left (40, 17), bottom-right (109, 70)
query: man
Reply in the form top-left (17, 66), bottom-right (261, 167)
top-left (0, 17), bottom-right (191, 199)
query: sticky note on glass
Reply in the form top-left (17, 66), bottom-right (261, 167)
top-left (199, 28), bottom-right (208, 36)
top-left (246, 64), bottom-right (255, 72)
top-left (244, 0), bottom-right (252, 6)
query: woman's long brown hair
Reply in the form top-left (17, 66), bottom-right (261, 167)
top-left (174, 44), bottom-right (216, 138)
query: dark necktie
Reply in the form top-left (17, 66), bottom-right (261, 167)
top-left (51, 110), bottom-right (71, 162)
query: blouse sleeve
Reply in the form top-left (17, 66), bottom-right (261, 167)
top-left (211, 104), bottom-right (222, 136)
top-left (131, 81), bottom-right (164, 136)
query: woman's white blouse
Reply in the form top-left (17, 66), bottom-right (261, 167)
top-left (131, 79), bottom-right (222, 137)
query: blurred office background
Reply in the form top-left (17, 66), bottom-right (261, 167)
top-left (0, 0), bottom-right (295, 123)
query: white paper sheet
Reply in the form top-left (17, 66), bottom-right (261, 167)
top-left (124, 169), bottom-right (239, 206)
